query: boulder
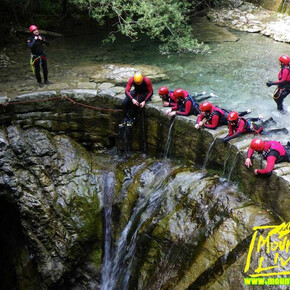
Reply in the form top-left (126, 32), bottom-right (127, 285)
top-left (90, 64), bottom-right (168, 85)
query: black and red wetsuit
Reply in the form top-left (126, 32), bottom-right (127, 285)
top-left (162, 91), bottom-right (175, 107)
top-left (223, 117), bottom-right (262, 142)
top-left (171, 90), bottom-right (200, 116)
top-left (122, 76), bottom-right (153, 118)
top-left (247, 141), bottom-right (290, 175)
top-left (197, 106), bottom-right (228, 129)
top-left (272, 65), bottom-right (290, 111)
top-left (27, 34), bottom-right (49, 84)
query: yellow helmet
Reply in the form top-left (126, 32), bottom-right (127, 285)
top-left (134, 73), bottom-right (143, 85)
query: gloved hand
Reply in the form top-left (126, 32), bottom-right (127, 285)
top-left (266, 81), bottom-right (274, 87)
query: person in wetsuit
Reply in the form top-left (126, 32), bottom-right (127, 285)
top-left (222, 111), bottom-right (288, 142)
top-left (166, 89), bottom-right (200, 117)
top-left (121, 73), bottom-right (153, 126)
top-left (245, 138), bottom-right (290, 175)
top-left (27, 25), bottom-right (51, 87)
top-left (158, 86), bottom-right (175, 107)
top-left (195, 101), bottom-right (250, 130)
top-left (267, 55), bottom-right (290, 111)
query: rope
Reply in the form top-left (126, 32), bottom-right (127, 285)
top-left (0, 96), bottom-right (62, 106)
top-left (62, 96), bottom-right (122, 112)
top-left (0, 95), bottom-right (122, 113)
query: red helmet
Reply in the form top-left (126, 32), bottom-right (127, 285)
top-left (279, 55), bottom-right (290, 65)
top-left (199, 101), bottom-right (212, 112)
top-left (29, 25), bottom-right (38, 33)
top-left (250, 139), bottom-right (264, 151)
top-left (173, 89), bottom-right (185, 100)
top-left (158, 86), bottom-right (169, 95)
top-left (228, 111), bottom-right (239, 122)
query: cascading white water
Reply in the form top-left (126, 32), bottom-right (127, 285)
top-left (223, 144), bottom-right (232, 177)
top-left (202, 135), bottom-right (219, 169)
top-left (164, 118), bottom-right (175, 158)
top-left (227, 151), bottom-right (240, 181)
top-left (100, 172), bottom-right (115, 290)
top-left (101, 161), bottom-right (172, 290)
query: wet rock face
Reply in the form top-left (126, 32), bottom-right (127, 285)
top-left (1, 88), bottom-right (290, 289)
top-left (0, 126), bottom-right (102, 288)
top-left (94, 159), bottom-right (277, 290)
top-left (0, 51), bottom-right (10, 68)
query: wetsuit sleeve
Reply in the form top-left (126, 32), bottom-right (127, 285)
top-left (247, 148), bottom-right (254, 158)
top-left (223, 132), bottom-right (242, 142)
top-left (228, 124), bottom-right (233, 136)
top-left (273, 69), bottom-right (289, 85)
top-left (203, 115), bottom-right (219, 129)
top-left (224, 120), bottom-right (245, 141)
top-left (176, 101), bottom-right (192, 116)
top-left (27, 37), bottom-right (36, 48)
top-left (171, 104), bottom-right (178, 111)
top-left (144, 78), bottom-right (153, 102)
top-left (257, 156), bottom-right (277, 175)
top-left (197, 114), bottom-right (204, 123)
top-left (125, 78), bottom-right (134, 99)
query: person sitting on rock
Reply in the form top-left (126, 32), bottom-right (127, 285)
top-left (121, 73), bottom-right (153, 126)
top-left (195, 101), bottom-right (250, 130)
top-left (27, 25), bottom-right (51, 87)
top-left (222, 112), bottom-right (288, 142)
top-left (158, 86), bottom-right (176, 107)
top-left (245, 138), bottom-right (290, 176)
top-left (166, 89), bottom-right (200, 117)
top-left (267, 54), bottom-right (290, 112)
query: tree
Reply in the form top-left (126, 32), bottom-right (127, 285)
top-left (68, 0), bottom-right (209, 54)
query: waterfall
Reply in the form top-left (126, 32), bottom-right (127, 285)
top-left (164, 118), bottom-right (175, 158)
top-left (141, 110), bottom-right (147, 153)
top-left (281, 0), bottom-right (290, 14)
top-left (222, 145), bottom-right (232, 177)
top-left (202, 136), bottom-right (218, 169)
top-left (118, 126), bottom-right (132, 153)
top-left (226, 151), bottom-right (239, 181)
top-left (100, 172), bottom-right (115, 290)
top-left (103, 162), bottom-right (172, 290)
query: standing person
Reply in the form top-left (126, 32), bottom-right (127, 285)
top-left (222, 112), bottom-right (288, 142)
top-left (166, 88), bottom-right (200, 117)
top-left (245, 138), bottom-right (290, 176)
top-left (27, 25), bottom-right (51, 87)
top-left (267, 55), bottom-right (290, 111)
top-left (120, 73), bottom-right (153, 127)
top-left (195, 101), bottom-right (250, 130)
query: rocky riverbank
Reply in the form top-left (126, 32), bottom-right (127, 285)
top-left (208, 1), bottom-right (290, 43)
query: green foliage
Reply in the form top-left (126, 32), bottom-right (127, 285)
top-left (68, 0), bottom-right (210, 54)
